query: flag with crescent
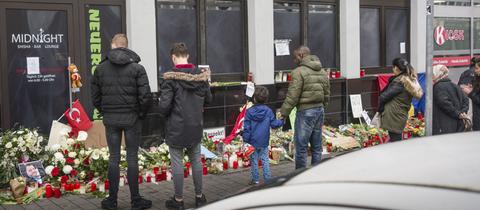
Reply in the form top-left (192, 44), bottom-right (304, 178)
top-left (64, 100), bottom-right (93, 136)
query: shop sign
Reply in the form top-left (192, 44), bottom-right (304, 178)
top-left (433, 56), bottom-right (471, 67)
top-left (434, 26), bottom-right (465, 46)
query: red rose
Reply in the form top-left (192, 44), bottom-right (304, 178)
top-left (64, 149), bottom-right (69, 155)
top-left (66, 157), bottom-right (74, 165)
top-left (70, 169), bottom-right (78, 177)
top-left (61, 175), bottom-right (69, 184)
top-left (83, 158), bottom-right (90, 166)
top-left (51, 167), bottom-right (60, 177)
top-left (73, 143), bottom-right (81, 150)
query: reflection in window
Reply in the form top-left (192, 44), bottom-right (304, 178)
top-left (475, 19), bottom-right (480, 50)
top-left (385, 9), bottom-right (408, 64)
top-left (156, 0), bottom-right (197, 74)
top-left (206, 0), bottom-right (245, 74)
top-left (434, 0), bottom-right (471, 6)
top-left (433, 18), bottom-right (471, 51)
top-left (308, 4), bottom-right (337, 68)
top-left (274, 2), bottom-right (301, 71)
top-left (360, 8), bottom-right (380, 68)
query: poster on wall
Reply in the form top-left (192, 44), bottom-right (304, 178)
top-left (85, 4), bottom-right (122, 119)
top-left (6, 9), bottom-right (70, 133)
top-left (433, 18), bottom-right (471, 51)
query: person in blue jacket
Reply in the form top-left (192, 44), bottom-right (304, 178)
top-left (242, 86), bottom-right (284, 185)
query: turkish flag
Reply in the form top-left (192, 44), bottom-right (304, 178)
top-left (64, 100), bottom-right (92, 136)
top-left (223, 103), bottom-right (247, 144)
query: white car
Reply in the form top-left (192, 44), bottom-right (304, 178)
top-left (199, 132), bottom-right (480, 210)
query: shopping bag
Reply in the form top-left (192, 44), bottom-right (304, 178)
top-left (371, 112), bottom-right (382, 129)
top-left (47, 120), bottom-right (71, 150)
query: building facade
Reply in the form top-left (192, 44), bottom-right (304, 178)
top-left (0, 0), bottom-right (478, 140)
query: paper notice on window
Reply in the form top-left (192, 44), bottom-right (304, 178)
top-left (246, 82), bottom-right (255, 97)
top-left (362, 110), bottom-right (371, 126)
top-left (274, 39), bottom-right (290, 56)
top-left (350, 94), bottom-right (363, 118)
top-left (26, 57), bottom-right (40, 75)
top-left (400, 42), bottom-right (406, 54)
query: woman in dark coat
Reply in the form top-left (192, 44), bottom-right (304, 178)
top-left (379, 58), bottom-right (423, 142)
top-left (432, 65), bottom-right (469, 135)
top-left (460, 58), bottom-right (480, 131)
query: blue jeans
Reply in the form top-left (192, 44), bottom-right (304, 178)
top-left (250, 147), bottom-right (270, 182)
top-left (294, 107), bottom-right (324, 169)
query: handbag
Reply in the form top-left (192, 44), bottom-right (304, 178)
top-left (463, 117), bottom-right (473, 132)
top-left (371, 112), bottom-right (382, 128)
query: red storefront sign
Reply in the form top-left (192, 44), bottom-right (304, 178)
top-left (433, 56), bottom-right (471, 67)
top-left (434, 26), bottom-right (465, 46)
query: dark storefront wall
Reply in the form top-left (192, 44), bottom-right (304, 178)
top-left (0, 0), bottom-right (126, 133)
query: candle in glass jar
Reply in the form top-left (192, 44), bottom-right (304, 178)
top-left (119, 177), bottom-right (125, 187)
top-left (45, 184), bottom-right (53, 198)
top-left (79, 184), bottom-right (86, 194)
top-left (54, 187), bottom-right (61, 198)
top-left (99, 182), bottom-right (105, 192)
top-left (90, 183), bottom-right (97, 192)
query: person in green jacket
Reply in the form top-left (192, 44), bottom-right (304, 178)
top-left (378, 58), bottom-right (423, 141)
top-left (280, 46), bottom-right (330, 169)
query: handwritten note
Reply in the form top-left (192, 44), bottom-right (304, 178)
top-left (27, 57), bottom-right (40, 75)
top-left (274, 39), bottom-right (290, 56)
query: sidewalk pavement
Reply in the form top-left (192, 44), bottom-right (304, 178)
top-left (1, 161), bottom-right (295, 210)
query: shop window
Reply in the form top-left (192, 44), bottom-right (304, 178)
top-left (475, 0), bottom-right (480, 6)
top-left (434, 0), bottom-right (471, 6)
top-left (385, 8), bottom-right (408, 64)
top-left (308, 4), bottom-right (337, 68)
top-left (206, 0), bottom-right (245, 74)
top-left (156, 0), bottom-right (246, 79)
top-left (360, 8), bottom-right (381, 68)
top-left (433, 18), bottom-right (471, 51)
top-left (156, 0), bottom-right (197, 74)
top-left (274, 2), bottom-right (301, 71)
top-left (475, 18), bottom-right (480, 50)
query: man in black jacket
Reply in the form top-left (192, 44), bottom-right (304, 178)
top-left (92, 34), bottom-right (153, 210)
top-left (159, 43), bottom-right (211, 210)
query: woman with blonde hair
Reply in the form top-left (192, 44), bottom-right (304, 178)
top-left (378, 58), bottom-right (423, 141)
top-left (432, 65), bottom-right (470, 135)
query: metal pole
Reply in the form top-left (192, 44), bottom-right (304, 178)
top-left (425, 0), bottom-right (434, 136)
top-left (68, 57), bottom-right (72, 110)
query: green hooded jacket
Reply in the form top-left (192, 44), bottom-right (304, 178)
top-left (280, 55), bottom-right (330, 117)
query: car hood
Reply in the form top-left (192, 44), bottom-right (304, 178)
top-left (287, 132), bottom-right (480, 192)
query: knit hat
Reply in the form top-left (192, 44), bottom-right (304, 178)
top-left (433, 65), bottom-right (449, 83)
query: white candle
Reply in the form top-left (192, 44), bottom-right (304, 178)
top-left (119, 177), bottom-right (125, 187)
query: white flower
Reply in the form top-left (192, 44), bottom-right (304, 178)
top-left (168, 154), bottom-right (171, 159)
top-left (91, 150), bottom-right (100, 160)
top-left (150, 147), bottom-right (158, 153)
top-left (74, 159), bottom-right (80, 166)
top-left (17, 131), bottom-right (24, 135)
top-left (101, 147), bottom-right (107, 152)
top-left (77, 131), bottom-right (88, 141)
top-left (79, 149), bottom-right (85, 156)
top-left (45, 166), bottom-right (54, 176)
top-left (63, 165), bottom-right (73, 174)
top-left (5, 142), bottom-right (12, 149)
top-left (68, 152), bottom-right (77, 158)
top-left (139, 155), bottom-right (146, 161)
top-left (54, 152), bottom-right (64, 161)
top-left (38, 136), bottom-right (44, 143)
top-left (79, 171), bottom-right (86, 179)
top-left (66, 138), bottom-right (75, 145)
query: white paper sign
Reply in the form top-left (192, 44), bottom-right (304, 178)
top-left (350, 94), bottom-right (363, 118)
top-left (203, 127), bottom-right (225, 142)
top-left (274, 39), bottom-right (290, 56)
top-left (26, 57), bottom-right (40, 75)
top-left (362, 110), bottom-right (371, 126)
top-left (400, 42), bottom-right (406, 54)
top-left (246, 82), bottom-right (255, 97)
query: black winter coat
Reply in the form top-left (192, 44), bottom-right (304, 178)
top-left (433, 78), bottom-right (469, 135)
top-left (468, 80), bottom-right (480, 131)
top-left (159, 66), bottom-right (212, 148)
top-left (91, 48), bottom-right (152, 126)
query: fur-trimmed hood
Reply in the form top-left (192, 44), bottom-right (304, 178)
top-left (399, 74), bottom-right (423, 99)
top-left (163, 69), bottom-right (210, 82)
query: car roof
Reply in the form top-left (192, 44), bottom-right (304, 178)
top-left (287, 132), bottom-right (480, 192)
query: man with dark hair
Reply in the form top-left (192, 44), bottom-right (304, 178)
top-left (159, 42), bottom-right (211, 210)
top-left (280, 45), bottom-right (330, 169)
top-left (92, 33), bottom-right (153, 210)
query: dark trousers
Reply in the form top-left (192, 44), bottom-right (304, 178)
top-left (389, 132), bottom-right (402, 142)
top-left (105, 120), bottom-right (142, 201)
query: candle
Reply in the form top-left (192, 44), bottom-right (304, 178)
top-left (146, 176), bottom-right (152, 183)
top-left (54, 187), bottom-right (61, 198)
top-left (184, 169), bottom-right (188, 178)
top-left (119, 177), bottom-right (125, 187)
top-left (138, 175), bottom-right (143, 184)
top-left (90, 183), bottom-right (96, 192)
top-left (203, 166), bottom-right (208, 175)
top-left (233, 160), bottom-right (238, 169)
top-left (167, 171), bottom-right (172, 181)
top-left (45, 185), bottom-right (53, 198)
top-left (153, 167), bottom-right (160, 175)
top-left (105, 180), bottom-right (110, 190)
top-left (79, 184), bottom-right (86, 194)
top-left (74, 181), bottom-right (80, 190)
top-left (99, 182), bottom-right (105, 192)
top-left (335, 71), bottom-right (341, 78)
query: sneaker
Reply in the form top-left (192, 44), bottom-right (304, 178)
top-left (131, 197), bottom-right (152, 210)
top-left (248, 180), bottom-right (259, 185)
top-left (195, 194), bottom-right (207, 208)
top-left (101, 197), bottom-right (118, 210)
top-left (165, 196), bottom-right (184, 210)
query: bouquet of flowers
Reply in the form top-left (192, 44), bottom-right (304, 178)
top-left (0, 128), bottom-right (46, 186)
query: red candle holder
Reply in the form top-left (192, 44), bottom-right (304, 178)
top-left (74, 181), bottom-right (80, 190)
top-left (202, 166), bottom-right (208, 175)
top-left (223, 161), bottom-right (228, 170)
top-left (90, 183), bottom-right (97, 192)
top-left (45, 185), bottom-right (53, 198)
top-left (138, 175), bottom-right (143, 184)
top-left (54, 187), bottom-right (61, 198)
top-left (184, 169), bottom-right (189, 178)
top-left (105, 180), bottom-right (110, 190)
top-left (335, 71), bottom-right (341, 78)
top-left (146, 176), bottom-right (151, 183)
top-left (360, 69), bottom-right (366, 77)
top-left (153, 167), bottom-right (160, 175)
top-left (233, 160), bottom-right (238, 169)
